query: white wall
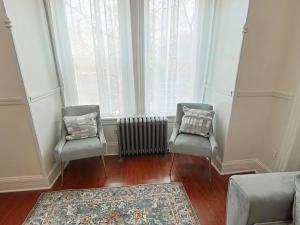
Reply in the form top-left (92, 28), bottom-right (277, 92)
top-left (224, 0), bottom-right (300, 172)
top-left (286, 120), bottom-right (300, 171)
top-left (3, 0), bottom-right (63, 188)
top-left (275, 7), bottom-right (300, 171)
top-left (0, 106), bottom-right (43, 178)
top-left (203, 0), bottom-right (249, 168)
top-left (0, 0), bottom-right (46, 191)
top-left (0, 1), bottom-right (23, 99)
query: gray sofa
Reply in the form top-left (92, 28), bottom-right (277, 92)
top-left (226, 172), bottom-right (300, 225)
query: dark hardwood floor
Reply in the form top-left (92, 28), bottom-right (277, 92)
top-left (0, 154), bottom-right (235, 225)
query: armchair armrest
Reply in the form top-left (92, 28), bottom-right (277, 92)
top-left (209, 132), bottom-right (218, 156)
top-left (227, 172), bottom-right (299, 225)
top-left (169, 125), bottom-right (179, 147)
top-left (96, 115), bottom-right (106, 145)
top-left (96, 116), bottom-right (107, 152)
top-left (98, 128), bottom-right (107, 144)
top-left (54, 127), bottom-right (66, 162)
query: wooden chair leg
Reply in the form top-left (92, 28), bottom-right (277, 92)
top-left (208, 157), bottom-right (212, 182)
top-left (60, 162), bottom-right (64, 186)
top-left (101, 155), bottom-right (107, 178)
top-left (169, 153), bottom-right (176, 177)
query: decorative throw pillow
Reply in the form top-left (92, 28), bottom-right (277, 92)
top-left (63, 112), bottom-right (98, 140)
top-left (179, 106), bottom-right (215, 137)
top-left (293, 175), bottom-right (300, 225)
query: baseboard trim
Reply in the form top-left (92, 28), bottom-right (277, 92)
top-left (219, 158), bottom-right (272, 175)
top-left (106, 142), bottom-right (119, 156)
top-left (0, 175), bottom-right (49, 193)
top-left (211, 155), bottom-right (223, 174)
top-left (47, 162), bottom-right (61, 187)
top-left (0, 162), bottom-right (67, 193)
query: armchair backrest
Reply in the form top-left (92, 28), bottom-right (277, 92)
top-left (62, 105), bottom-right (102, 133)
top-left (176, 103), bottom-right (213, 125)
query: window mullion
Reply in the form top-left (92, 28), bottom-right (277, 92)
top-left (130, 0), bottom-right (145, 116)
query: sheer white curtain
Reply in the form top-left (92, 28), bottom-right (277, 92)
top-left (46, 0), bottom-right (214, 117)
top-left (47, 0), bottom-right (136, 117)
top-left (144, 0), bottom-right (214, 115)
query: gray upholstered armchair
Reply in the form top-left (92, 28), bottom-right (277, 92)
top-left (54, 105), bottom-right (107, 184)
top-left (169, 103), bottom-right (218, 180)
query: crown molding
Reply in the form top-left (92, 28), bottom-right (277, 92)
top-left (205, 85), bottom-right (234, 97)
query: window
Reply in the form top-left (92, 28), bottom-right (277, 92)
top-left (144, 0), bottom-right (212, 115)
top-left (47, 0), bottom-right (214, 117)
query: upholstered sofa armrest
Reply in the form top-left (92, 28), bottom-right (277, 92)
top-left (54, 128), bottom-right (66, 162)
top-left (227, 172), bottom-right (299, 225)
top-left (209, 132), bottom-right (218, 156)
top-left (169, 125), bottom-right (179, 147)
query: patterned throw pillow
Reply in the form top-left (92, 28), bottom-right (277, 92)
top-left (179, 106), bottom-right (215, 137)
top-left (293, 175), bottom-right (300, 225)
top-left (64, 112), bottom-right (98, 140)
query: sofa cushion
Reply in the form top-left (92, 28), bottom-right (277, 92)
top-left (293, 175), bottom-right (300, 225)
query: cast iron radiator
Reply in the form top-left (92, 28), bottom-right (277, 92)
top-left (117, 117), bottom-right (168, 157)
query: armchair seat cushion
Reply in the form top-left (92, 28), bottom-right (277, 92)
top-left (170, 133), bottom-right (212, 157)
top-left (61, 137), bottom-right (105, 162)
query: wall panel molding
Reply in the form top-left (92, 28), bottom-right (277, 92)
top-left (205, 85), bottom-right (234, 97)
top-left (29, 87), bottom-right (60, 103)
top-left (237, 90), bottom-right (294, 100)
top-left (272, 91), bottom-right (295, 100)
top-left (4, 17), bottom-right (12, 29)
top-left (0, 97), bottom-right (25, 106)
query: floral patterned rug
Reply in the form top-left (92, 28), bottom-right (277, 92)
top-left (23, 182), bottom-right (200, 225)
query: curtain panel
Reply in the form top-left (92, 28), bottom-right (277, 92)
top-left (46, 0), bottom-right (215, 117)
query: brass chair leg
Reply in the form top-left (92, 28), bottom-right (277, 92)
top-left (208, 157), bottom-right (212, 182)
top-left (101, 155), bottom-right (107, 178)
top-left (169, 153), bottom-right (176, 177)
top-left (60, 162), bottom-right (64, 186)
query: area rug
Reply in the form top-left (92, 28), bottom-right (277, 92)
top-left (23, 182), bottom-right (200, 225)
